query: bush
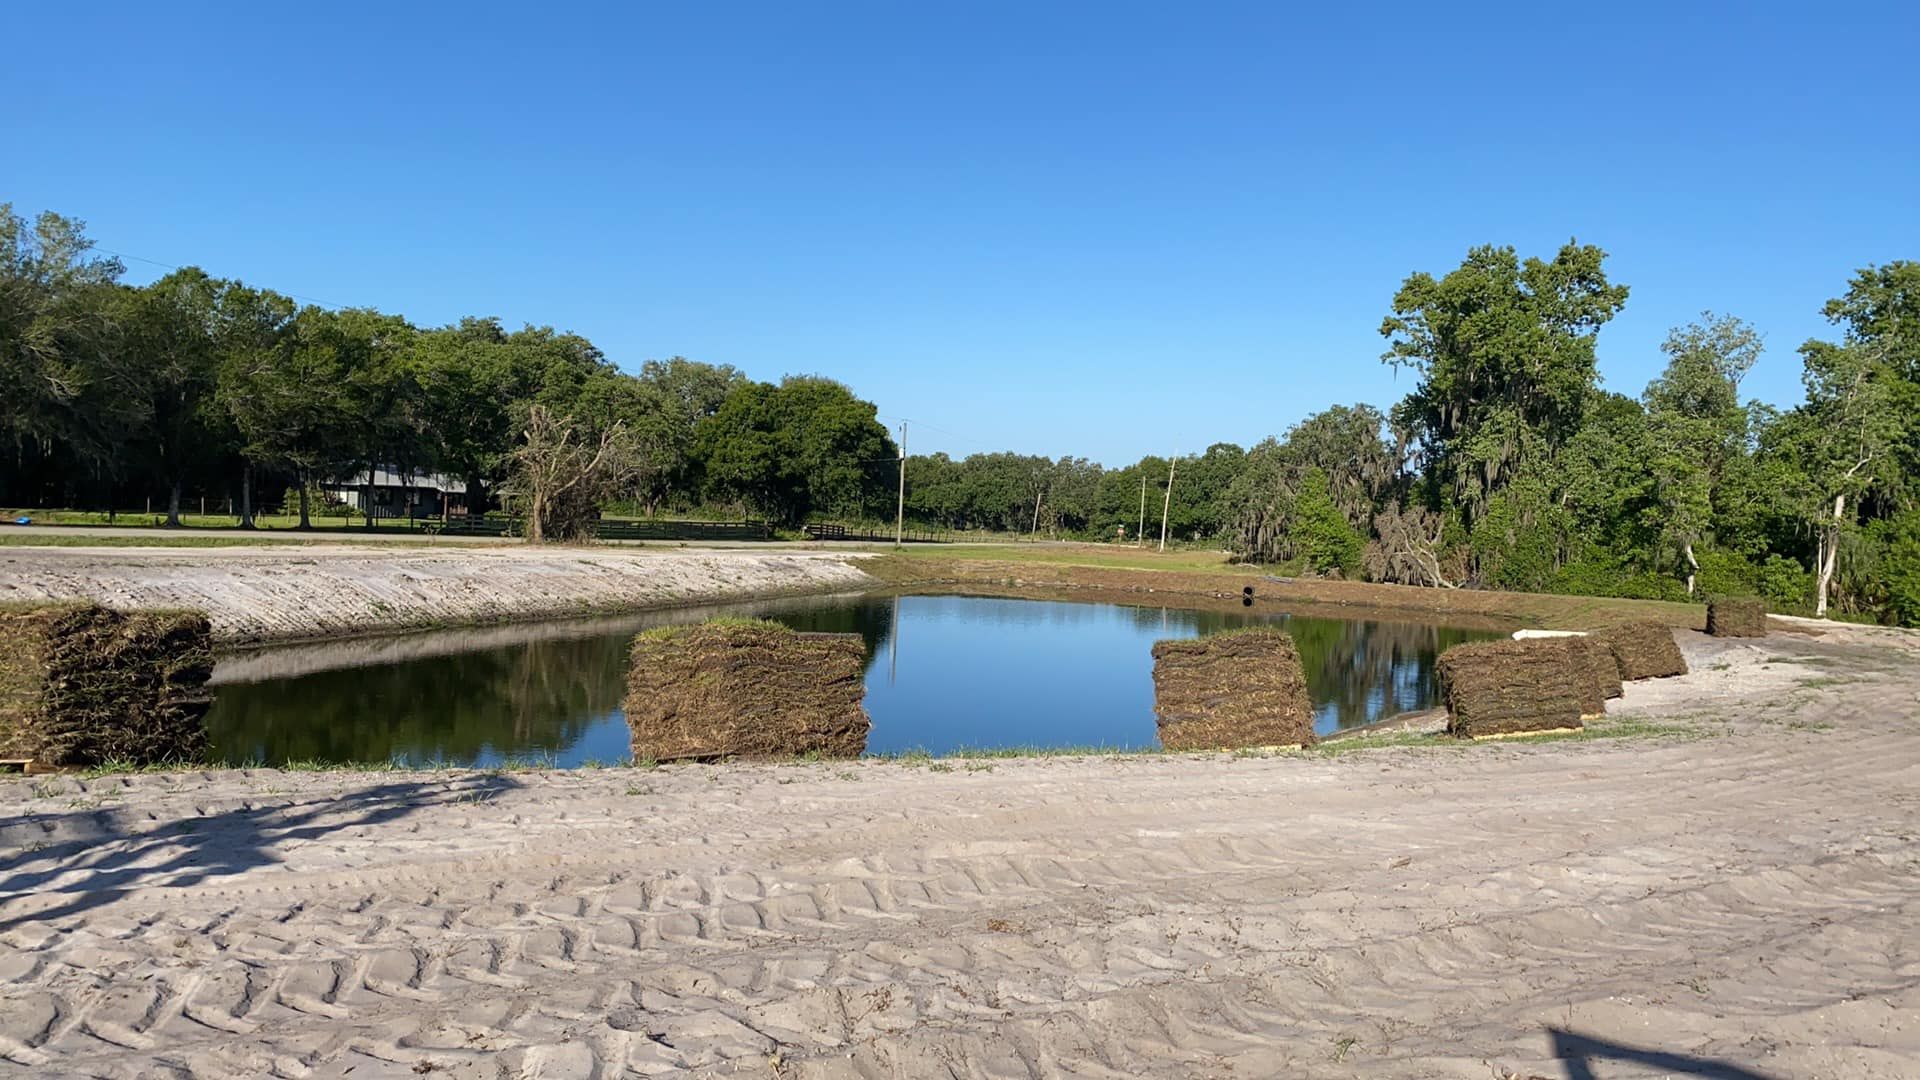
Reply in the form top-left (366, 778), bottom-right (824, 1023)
top-left (1694, 547), bottom-right (1761, 600)
top-left (1877, 511), bottom-right (1920, 628)
top-left (1550, 552), bottom-right (1685, 602)
top-left (281, 484), bottom-right (356, 518)
top-left (1470, 479), bottom-right (1564, 591)
top-left (1292, 467), bottom-right (1363, 577)
top-left (1757, 554), bottom-right (1814, 614)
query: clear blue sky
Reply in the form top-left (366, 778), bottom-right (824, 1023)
top-left (5, 2), bottom-right (1916, 465)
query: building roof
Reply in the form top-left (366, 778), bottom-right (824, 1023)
top-left (324, 468), bottom-right (467, 494)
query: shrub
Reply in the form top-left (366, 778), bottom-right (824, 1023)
top-left (1470, 478), bottom-right (1564, 591)
top-left (1758, 554), bottom-right (1815, 614)
top-left (1878, 511), bottom-right (1920, 628)
top-left (1293, 468), bottom-right (1363, 577)
top-left (1693, 547), bottom-right (1761, 600)
top-left (1550, 552), bottom-right (1685, 602)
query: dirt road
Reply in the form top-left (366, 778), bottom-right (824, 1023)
top-left (1, 625), bottom-right (1915, 1077)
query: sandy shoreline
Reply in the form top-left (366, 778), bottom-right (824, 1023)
top-left (0, 545), bottom-right (877, 644)
top-left (2, 625), bottom-right (1916, 1077)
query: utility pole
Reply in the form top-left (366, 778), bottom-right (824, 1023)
top-left (1137, 474), bottom-right (1145, 547)
top-left (1158, 455), bottom-right (1176, 553)
top-left (894, 421), bottom-right (906, 549)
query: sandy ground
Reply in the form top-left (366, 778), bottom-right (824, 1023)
top-left (0, 545), bottom-right (876, 644)
top-left (2, 626), bottom-right (1918, 1078)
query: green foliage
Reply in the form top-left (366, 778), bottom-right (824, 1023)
top-left (1876, 511), bottom-right (1920, 627)
top-left (1692, 547), bottom-right (1759, 600)
top-left (1758, 555), bottom-right (1815, 613)
top-left (1223, 406), bottom-right (1393, 565)
top-left (899, 447), bottom-right (1232, 541)
top-left (1550, 554), bottom-right (1682, 602)
top-left (1381, 241), bottom-right (1628, 517)
top-left (693, 376), bottom-right (894, 525)
top-left (281, 484), bottom-right (354, 517)
top-left (0, 206), bottom-right (896, 529)
top-left (1291, 467), bottom-right (1363, 575)
top-left (0, 205), bottom-right (129, 466)
top-left (1642, 313), bottom-right (1763, 591)
top-left (1468, 473), bottom-right (1564, 592)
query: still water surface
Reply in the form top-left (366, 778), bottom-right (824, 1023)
top-left (206, 593), bottom-right (1498, 766)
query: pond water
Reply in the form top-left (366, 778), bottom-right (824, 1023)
top-left (205, 593), bottom-right (1500, 767)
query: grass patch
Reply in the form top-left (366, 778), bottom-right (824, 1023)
top-left (77, 756), bottom-right (205, 777)
top-left (1309, 732), bottom-right (1465, 756)
top-left (1524, 716), bottom-right (1707, 744)
top-left (1312, 715), bottom-right (1705, 756)
top-left (633, 615), bottom-right (790, 642)
top-left (492, 753), bottom-right (560, 772)
top-left (867, 743), bottom-right (1164, 762)
top-left (882, 543), bottom-right (1242, 573)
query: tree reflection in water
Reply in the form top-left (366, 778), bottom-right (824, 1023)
top-left (208, 634), bottom-right (633, 766)
top-left (1123, 604), bottom-right (1491, 730)
top-left (206, 593), bottom-right (1491, 766)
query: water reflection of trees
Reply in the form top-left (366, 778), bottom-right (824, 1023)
top-left (207, 593), bottom-right (1473, 765)
top-left (206, 634), bottom-right (632, 765)
top-left (207, 596), bottom-right (900, 767)
top-left (1125, 605), bottom-right (1493, 730)
top-left (762, 599), bottom-right (896, 677)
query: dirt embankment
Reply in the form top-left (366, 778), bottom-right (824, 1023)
top-left (864, 554), bottom-right (1719, 632)
top-left (0, 545), bottom-right (877, 645)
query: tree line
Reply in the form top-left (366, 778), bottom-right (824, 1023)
top-left (903, 244), bottom-right (1917, 625)
top-left (1, 205), bottom-right (897, 536)
top-left (4, 205), bottom-right (1915, 623)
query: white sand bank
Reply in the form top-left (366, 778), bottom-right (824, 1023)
top-left (0, 545), bottom-right (877, 644)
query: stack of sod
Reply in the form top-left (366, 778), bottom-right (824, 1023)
top-left (1594, 620), bottom-right (1689, 680)
top-left (0, 602), bottom-right (214, 767)
top-left (625, 618), bottom-right (869, 762)
top-left (1566, 635), bottom-right (1624, 717)
top-left (1151, 627), bottom-right (1316, 750)
top-left (1706, 598), bottom-right (1767, 638)
top-left (1436, 638), bottom-right (1583, 738)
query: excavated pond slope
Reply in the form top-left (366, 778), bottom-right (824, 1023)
top-left (0, 545), bottom-right (876, 644)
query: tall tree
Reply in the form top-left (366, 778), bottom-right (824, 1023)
top-left (1380, 241), bottom-right (1629, 521)
top-left (1775, 339), bottom-right (1903, 616)
top-left (693, 381), bottom-right (796, 521)
top-left (693, 377), bottom-right (892, 524)
top-left (1221, 406), bottom-right (1394, 566)
top-left (336, 309), bottom-right (420, 525)
top-left (407, 318), bottom-right (526, 517)
top-left (219, 306), bottom-right (366, 528)
top-left (0, 206), bottom-right (130, 471)
top-left (1818, 261), bottom-right (1920, 511)
top-left (117, 268), bottom-right (232, 525)
top-left (212, 284), bottom-right (299, 526)
top-left (627, 357), bottom-right (746, 514)
top-left (1642, 314), bottom-right (1763, 593)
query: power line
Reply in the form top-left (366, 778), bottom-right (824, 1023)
top-left (99, 247), bottom-right (350, 311)
top-left (876, 413), bottom-right (992, 452)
